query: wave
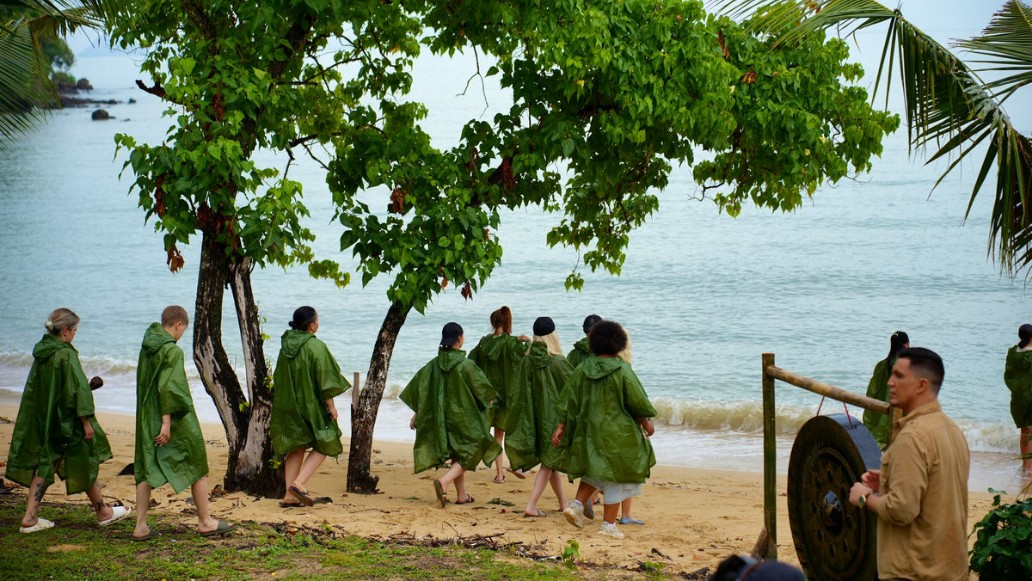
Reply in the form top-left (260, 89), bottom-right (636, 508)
top-left (0, 350), bottom-right (139, 377)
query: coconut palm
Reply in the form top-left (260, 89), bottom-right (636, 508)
top-left (1, 0), bottom-right (109, 148)
top-left (711, 0), bottom-right (1032, 277)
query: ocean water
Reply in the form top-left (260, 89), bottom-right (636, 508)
top-left (1, 40), bottom-right (1029, 493)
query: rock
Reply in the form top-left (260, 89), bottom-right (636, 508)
top-left (76, 78), bottom-right (94, 91)
top-left (91, 109), bottom-right (112, 121)
top-left (128, 98), bottom-right (137, 104)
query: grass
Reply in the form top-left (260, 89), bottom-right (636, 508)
top-left (0, 494), bottom-right (644, 580)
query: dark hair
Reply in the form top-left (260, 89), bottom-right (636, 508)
top-left (588, 320), bottom-right (628, 357)
top-left (887, 330), bottom-right (909, 362)
top-left (490, 306), bottom-right (513, 335)
top-left (1019, 324), bottom-right (1032, 349)
top-left (897, 347), bottom-right (945, 393)
top-left (161, 305), bottom-right (189, 327)
top-left (289, 306), bottom-right (317, 331)
top-left (582, 314), bottom-right (602, 335)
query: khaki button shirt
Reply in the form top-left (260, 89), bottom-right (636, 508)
top-left (875, 401), bottom-right (970, 581)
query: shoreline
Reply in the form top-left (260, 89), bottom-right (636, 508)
top-left (0, 405), bottom-right (1006, 577)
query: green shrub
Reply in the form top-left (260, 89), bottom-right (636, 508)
top-left (969, 494), bottom-right (1032, 579)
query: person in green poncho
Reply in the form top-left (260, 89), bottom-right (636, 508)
top-left (566, 314), bottom-right (602, 369)
top-left (553, 320), bottom-right (656, 540)
top-left (271, 306), bottom-right (349, 507)
top-left (467, 306), bottom-right (529, 483)
top-left (1004, 323), bottom-right (1032, 477)
top-left (133, 306), bottom-right (234, 540)
top-left (505, 316), bottom-right (573, 517)
top-left (6, 308), bottom-right (131, 533)
top-left (862, 330), bottom-right (909, 450)
top-left (401, 322), bottom-right (501, 508)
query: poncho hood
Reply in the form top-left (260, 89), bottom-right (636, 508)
top-left (473, 334), bottom-right (510, 362)
top-left (572, 337), bottom-right (590, 355)
top-left (436, 348), bottom-right (467, 372)
top-left (32, 334), bottom-right (72, 362)
top-left (580, 355), bottom-right (624, 379)
top-left (528, 341), bottom-right (553, 369)
top-left (280, 329), bottom-right (315, 359)
top-left (141, 322), bottom-right (175, 357)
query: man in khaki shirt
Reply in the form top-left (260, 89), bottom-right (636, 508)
top-left (849, 347), bottom-right (970, 581)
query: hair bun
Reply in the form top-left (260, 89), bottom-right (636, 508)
top-left (44, 320), bottom-right (54, 331)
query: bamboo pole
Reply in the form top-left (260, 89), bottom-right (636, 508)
top-left (761, 352), bottom-right (778, 559)
top-left (764, 365), bottom-right (890, 416)
top-left (352, 372), bottom-right (361, 407)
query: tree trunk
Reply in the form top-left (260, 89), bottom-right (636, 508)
top-left (347, 300), bottom-right (410, 493)
top-left (193, 232), bottom-right (281, 498)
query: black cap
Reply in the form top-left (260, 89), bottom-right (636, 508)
top-left (440, 322), bottom-right (463, 348)
top-left (533, 317), bottom-right (555, 336)
top-left (582, 314), bottom-right (602, 334)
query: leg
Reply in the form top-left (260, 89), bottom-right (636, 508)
top-left (493, 427), bottom-right (505, 482)
top-left (453, 471), bottom-right (471, 503)
top-left (191, 477), bottom-right (220, 533)
top-left (1021, 426), bottom-right (1032, 476)
top-left (437, 461), bottom-right (465, 495)
top-left (282, 449), bottom-right (304, 503)
top-left (20, 476), bottom-right (48, 528)
top-left (574, 480), bottom-right (597, 506)
top-left (85, 480), bottom-right (113, 522)
top-left (525, 467), bottom-right (552, 515)
top-left (602, 502), bottom-right (620, 525)
top-left (548, 469), bottom-right (569, 509)
top-left (294, 451), bottom-right (327, 490)
top-left (134, 482), bottom-right (152, 537)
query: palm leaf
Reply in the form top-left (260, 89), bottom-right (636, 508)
top-left (710, 0), bottom-right (1032, 277)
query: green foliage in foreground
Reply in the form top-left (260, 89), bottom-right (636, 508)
top-left (0, 498), bottom-right (587, 580)
top-left (969, 493), bottom-right (1032, 579)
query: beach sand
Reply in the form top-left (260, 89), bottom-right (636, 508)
top-left (0, 404), bottom-right (998, 577)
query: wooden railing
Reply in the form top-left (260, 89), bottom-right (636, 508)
top-left (758, 353), bottom-right (892, 560)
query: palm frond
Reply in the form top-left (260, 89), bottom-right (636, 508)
top-left (0, 18), bottom-right (49, 148)
top-left (710, 0), bottom-right (1032, 277)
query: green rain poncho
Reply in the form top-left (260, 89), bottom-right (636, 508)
top-left (566, 337), bottom-right (591, 369)
top-left (1004, 346), bottom-right (1032, 429)
top-left (467, 333), bottom-right (525, 431)
top-left (270, 330), bottom-right (350, 458)
top-left (400, 348), bottom-right (502, 472)
top-left (135, 323), bottom-right (208, 493)
top-left (862, 358), bottom-right (893, 449)
top-left (505, 341), bottom-right (573, 472)
top-left (554, 356), bottom-right (656, 483)
top-left (6, 334), bottom-right (112, 494)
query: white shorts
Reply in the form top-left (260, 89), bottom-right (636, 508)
top-left (581, 477), bottom-right (643, 504)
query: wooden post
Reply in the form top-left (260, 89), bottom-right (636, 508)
top-left (761, 352), bottom-right (778, 560)
top-left (351, 372), bottom-right (360, 424)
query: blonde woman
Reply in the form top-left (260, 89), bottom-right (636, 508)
top-left (6, 308), bottom-right (130, 533)
top-left (505, 317), bottom-right (574, 517)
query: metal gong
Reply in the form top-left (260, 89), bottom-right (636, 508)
top-left (787, 414), bottom-right (882, 581)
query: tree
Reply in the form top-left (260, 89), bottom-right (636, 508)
top-left (329, 0), bottom-right (898, 491)
top-left (712, 0), bottom-right (1032, 276)
top-left (0, 0), bottom-right (107, 147)
top-left (108, 0), bottom-right (424, 496)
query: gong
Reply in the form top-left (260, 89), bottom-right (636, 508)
top-left (787, 414), bottom-right (881, 581)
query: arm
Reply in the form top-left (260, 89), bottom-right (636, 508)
top-left (155, 414), bottom-right (171, 445)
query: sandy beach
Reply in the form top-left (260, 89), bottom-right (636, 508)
top-left (0, 404), bottom-right (999, 577)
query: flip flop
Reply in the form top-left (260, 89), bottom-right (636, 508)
top-left (99, 505), bottom-right (132, 527)
top-left (492, 476), bottom-right (505, 484)
top-left (454, 494), bottom-right (475, 505)
top-left (619, 517), bottom-right (645, 525)
top-left (433, 479), bottom-right (446, 508)
top-left (505, 467), bottom-right (526, 480)
top-left (131, 529), bottom-right (160, 542)
top-left (523, 509), bottom-right (547, 518)
top-left (279, 501), bottom-right (305, 508)
top-left (19, 518), bottom-right (55, 533)
top-left (289, 485), bottom-right (315, 507)
top-left (199, 520), bottom-right (235, 537)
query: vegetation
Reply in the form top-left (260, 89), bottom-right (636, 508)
top-left (109, 0), bottom-right (896, 496)
top-left (0, 496), bottom-right (587, 580)
top-left (0, 0), bottom-right (108, 146)
top-left (712, 0), bottom-right (1032, 277)
top-left (969, 493), bottom-right (1032, 579)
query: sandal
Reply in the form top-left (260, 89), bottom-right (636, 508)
top-left (455, 494), bottom-right (475, 505)
top-left (523, 509), bottom-right (547, 518)
top-left (492, 476), bottom-right (505, 484)
top-left (289, 485), bottom-right (315, 507)
top-left (433, 479), bottom-right (446, 508)
top-left (505, 467), bottom-right (526, 480)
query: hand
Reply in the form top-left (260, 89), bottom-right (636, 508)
top-left (550, 424), bottom-right (565, 447)
top-left (154, 422), bottom-right (171, 446)
top-left (640, 419), bottom-right (655, 437)
top-left (517, 334), bottom-right (530, 342)
top-left (861, 469), bottom-right (881, 493)
top-left (849, 482), bottom-right (872, 507)
top-left (326, 403), bottom-right (339, 421)
top-left (82, 419), bottom-right (94, 441)
top-left (409, 414), bottom-right (416, 430)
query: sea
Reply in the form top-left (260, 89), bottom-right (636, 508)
top-left (1, 23), bottom-right (1029, 494)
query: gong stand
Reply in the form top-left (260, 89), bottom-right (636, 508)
top-left (759, 353), bottom-right (892, 580)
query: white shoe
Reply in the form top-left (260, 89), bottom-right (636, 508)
top-left (98, 505), bottom-right (131, 527)
top-left (599, 521), bottom-right (624, 539)
top-left (563, 500), bottom-right (585, 528)
top-left (19, 518), bottom-right (55, 533)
